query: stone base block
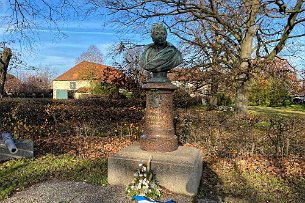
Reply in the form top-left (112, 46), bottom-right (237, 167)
top-left (108, 143), bottom-right (202, 196)
top-left (0, 139), bottom-right (34, 161)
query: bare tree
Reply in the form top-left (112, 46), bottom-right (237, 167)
top-left (0, 1), bottom-right (81, 97)
top-left (17, 66), bottom-right (55, 97)
top-left (111, 42), bottom-right (148, 86)
top-left (0, 47), bottom-right (12, 97)
top-left (91, 0), bottom-right (305, 114)
top-left (3, 0), bottom-right (81, 41)
top-left (75, 45), bottom-right (105, 64)
top-left (178, 18), bottom-right (235, 109)
top-left (4, 74), bottom-right (22, 96)
top-left (0, 41), bottom-right (28, 97)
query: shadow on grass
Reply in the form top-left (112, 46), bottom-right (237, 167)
top-left (196, 158), bottom-right (305, 203)
top-left (0, 154), bottom-right (108, 200)
top-left (196, 160), bottom-right (267, 203)
top-left (196, 162), bottom-right (224, 202)
top-left (287, 176), bottom-right (305, 202)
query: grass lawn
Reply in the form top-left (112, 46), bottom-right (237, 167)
top-left (249, 105), bottom-right (305, 117)
top-left (0, 154), bottom-right (108, 200)
top-left (0, 99), bottom-right (304, 202)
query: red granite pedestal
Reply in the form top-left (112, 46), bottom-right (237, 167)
top-left (140, 82), bottom-right (178, 152)
top-left (108, 81), bottom-right (203, 196)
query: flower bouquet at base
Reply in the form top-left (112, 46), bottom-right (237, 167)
top-left (126, 156), bottom-right (162, 200)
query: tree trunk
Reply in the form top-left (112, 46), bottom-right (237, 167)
top-left (235, 0), bottom-right (303, 113)
top-left (208, 79), bottom-right (218, 110)
top-left (0, 47), bottom-right (12, 97)
top-left (235, 77), bottom-right (249, 114)
top-left (208, 22), bottom-right (221, 110)
top-left (234, 43), bottom-right (253, 114)
top-left (234, 0), bottom-right (259, 114)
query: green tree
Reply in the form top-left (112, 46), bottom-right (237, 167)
top-left (249, 58), bottom-right (297, 106)
top-left (249, 77), bottom-right (292, 107)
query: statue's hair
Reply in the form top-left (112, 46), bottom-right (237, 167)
top-left (151, 23), bottom-right (167, 35)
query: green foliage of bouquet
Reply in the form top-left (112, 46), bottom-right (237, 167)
top-left (126, 157), bottom-right (161, 200)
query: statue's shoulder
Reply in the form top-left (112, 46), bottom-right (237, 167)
top-left (166, 42), bottom-right (174, 46)
top-left (144, 43), bottom-right (155, 50)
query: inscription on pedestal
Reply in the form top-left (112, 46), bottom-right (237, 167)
top-left (147, 90), bottom-right (164, 128)
top-left (146, 114), bottom-right (166, 128)
top-left (141, 83), bottom-right (178, 152)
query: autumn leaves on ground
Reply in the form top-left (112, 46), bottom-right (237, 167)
top-left (0, 98), bottom-right (305, 202)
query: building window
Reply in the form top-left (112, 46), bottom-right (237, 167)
top-left (70, 81), bottom-right (76, 90)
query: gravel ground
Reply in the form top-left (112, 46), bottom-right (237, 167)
top-left (1, 180), bottom-right (194, 203)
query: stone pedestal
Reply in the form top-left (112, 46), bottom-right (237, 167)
top-left (108, 144), bottom-right (202, 196)
top-left (140, 82), bottom-right (178, 152)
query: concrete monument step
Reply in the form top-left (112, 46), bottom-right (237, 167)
top-left (108, 143), bottom-right (202, 196)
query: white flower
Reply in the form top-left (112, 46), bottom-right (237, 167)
top-left (126, 162), bottom-right (162, 199)
top-left (151, 183), bottom-right (157, 189)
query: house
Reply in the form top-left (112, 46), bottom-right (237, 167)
top-left (53, 61), bottom-right (128, 99)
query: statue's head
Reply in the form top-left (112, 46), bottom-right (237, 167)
top-left (151, 23), bottom-right (167, 46)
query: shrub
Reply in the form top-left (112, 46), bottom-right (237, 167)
top-left (91, 83), bottom-right (119, 96)
top-left (249, 78), bottom-right (293, 107)
top-left (216, 92), bottom-right (233, 106)
top-left (173, 88), bottom-right (202, 108)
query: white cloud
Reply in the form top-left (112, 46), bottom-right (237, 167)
top-left (30, 55), bottom-right (75, 76)
top-left (28, 28), bottom-right (114, 35)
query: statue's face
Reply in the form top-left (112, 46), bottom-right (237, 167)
top-left (151, 28), bottom-right (167, 46)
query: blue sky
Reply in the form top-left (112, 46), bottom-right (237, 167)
top-left (0, 19), bottom-right (139, 78)
top-left (0, 0), bottom-right (149, 78)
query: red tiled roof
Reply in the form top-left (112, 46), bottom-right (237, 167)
top-left (54, 61), bottom-right (126, 83)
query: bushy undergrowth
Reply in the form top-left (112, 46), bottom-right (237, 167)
top-left (1, 98), bottom-right (305, 202)
top-left (0, 98), bottom-right (145, 140)
top-left (175, 109), bottom-right (305, 158)
top-left (1, 98), bottom-right (304, 158)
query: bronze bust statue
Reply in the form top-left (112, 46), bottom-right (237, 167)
top-left (140, 23), bottom-right (183, 82)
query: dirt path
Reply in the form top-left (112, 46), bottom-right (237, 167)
top-left (1, 180), bottom-right (193, 203)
